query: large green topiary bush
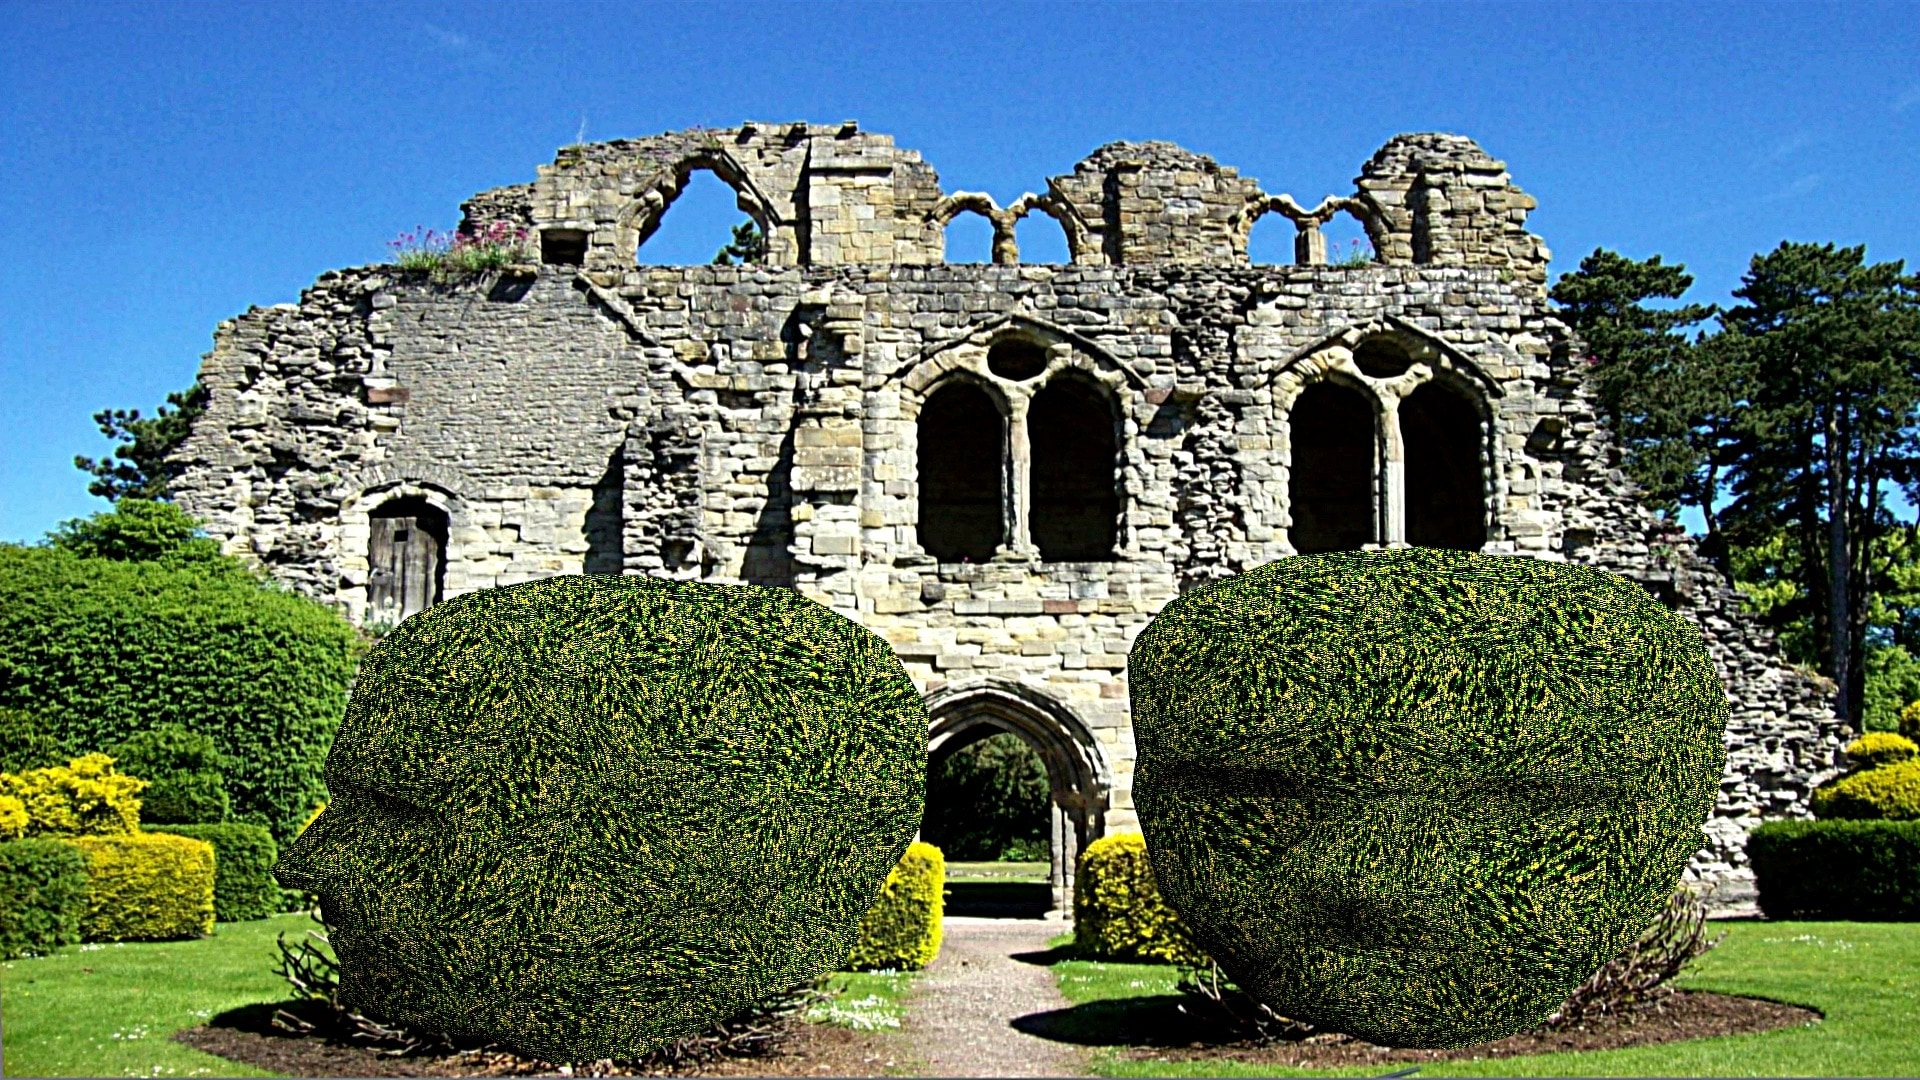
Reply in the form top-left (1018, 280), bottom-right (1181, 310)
top-left (273, 574), bottom-right (928, 1064)
top-left (0, 544), bottom-right (360, 846)
top-left (1129, 547), bottom-right (1728, 1049)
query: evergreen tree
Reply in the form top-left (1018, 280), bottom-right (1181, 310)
top-left (73, 381), bottom-right (209, 501)
top-left (711, 220), bottom-right (767, 266)
top-left (1711, 243), bottom-right (1920, 730)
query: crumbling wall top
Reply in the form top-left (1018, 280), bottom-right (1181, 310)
top-left (453, 122), bottom-right (1549, 286)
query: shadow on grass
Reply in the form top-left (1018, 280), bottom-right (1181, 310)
top-left (1008, 944), bottom-right (1078, 966)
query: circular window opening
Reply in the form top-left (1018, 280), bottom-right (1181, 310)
top-left (988, 339), bottom-right (1050, 381)
top-left (1353, 338), bottom-right (1414, 379)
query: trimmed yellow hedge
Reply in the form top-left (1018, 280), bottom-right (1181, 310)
top-left (67, 832), bottom-right (214, 941)
top-left (1074, 832), bottom-right (1209, 965)
top-left (843, 840), bottom-right (943, 971)
top-left (1815, 758), bottom-right (1920, 821)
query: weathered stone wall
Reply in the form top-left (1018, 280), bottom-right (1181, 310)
top-left (170, 124), bottom-right (1850, 916)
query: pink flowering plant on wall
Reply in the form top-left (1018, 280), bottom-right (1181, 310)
top-left (388, 222), bottom-right (535, 281)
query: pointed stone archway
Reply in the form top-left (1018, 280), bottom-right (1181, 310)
top-left (923, 680), bottom-right (1111, 915)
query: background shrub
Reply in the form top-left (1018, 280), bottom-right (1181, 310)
top-left (921, 732), bottom-right (1050, 861)
top-left (0, 795), bottom-right (25, 840)
top-left (69, 832), bottom-right (215, 941)
top-left (0, 543), bottom-right (360, 845)
top-left (1844, 731), bottom-right (1920, 773)
top-left (843, 841), bottom-right (944, 972)
top-left (0, 754), bottom-right (146, 837)
top-left (0, 707), bottom-right (75, 774)
top-left (1900, 698), bottom-right (1920, 744)
top-left (1813, 758), bottom-right (1920, 820)
top-left (146, 823), bottom-right (278, 921)
top-left (0, 838), bottom-right (89, 959)
top-left (278, 802), bottom-right (327, 913)
top-left (1073, 832), bottom-right (1208, 966)
top-left (1748, 819), bottom-right (1920, 920)
top-left (108, 723), bottom-right (230, 824)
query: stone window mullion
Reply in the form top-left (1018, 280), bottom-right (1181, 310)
top-left (1382, 397), bottom-right (1407, 547)
top-left (1006, 397), bottom-right (1033, 556)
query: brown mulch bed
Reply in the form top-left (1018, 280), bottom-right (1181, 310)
top-left (1108, 989), bottom-right (1821, 1070)
top-left (170, 1000), bottom-right (910, 1078)
top-left (173, 989), bottom-right (1820, 1077)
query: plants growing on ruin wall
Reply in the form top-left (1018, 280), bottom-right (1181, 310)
top-left (387, 222), bottom-right (535, 281)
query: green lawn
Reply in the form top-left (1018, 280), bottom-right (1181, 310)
top-left (945, 860), bottom-right (1050, 882)
top-left (1042, 922), bottom-right (1920, 1077)
top-left (0, 912), bottom-right (303, 1078)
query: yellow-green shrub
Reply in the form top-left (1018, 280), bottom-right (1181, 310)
top-left (1074, 832), bottom-right (1208, 965)
top-left (1814, 758), bottom-right (1920, 821)
top-left (1901, 698), bottom-right (1920, 744)
top-left (0, 754), bottom-right (145, 837)
top-left (67, 832), bottom-right (214, 941)
top-left (0, 795), bottom-right (26, 840)
top-left (1847, 732), bottom-right (1920, 773)
top-left (843, 841), bottom-right (943, 971)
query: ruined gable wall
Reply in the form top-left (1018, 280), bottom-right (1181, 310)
top-left (169, 124), bottom-right (1848, 915)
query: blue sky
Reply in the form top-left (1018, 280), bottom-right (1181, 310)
top-left (4, 0), bottom-right (1917, 544)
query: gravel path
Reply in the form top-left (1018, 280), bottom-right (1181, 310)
top-left (900, 916), bottom-right (1088, 1078)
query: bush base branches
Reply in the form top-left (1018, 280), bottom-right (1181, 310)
top-left (272, 907), bottom-right (836, 1068)
top-left (1173, 886), bottom-right (1724, 1045)
top-left (1539, 886), bottom-right (1724, 1028)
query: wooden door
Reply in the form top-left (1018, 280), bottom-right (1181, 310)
top-left (368, 513), bottom-right (442, 622)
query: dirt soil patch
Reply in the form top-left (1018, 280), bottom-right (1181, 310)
top-left (1092, 989), bottom-right (1821, 1070)
top-left (171, 999), bottom-right (909, 1078)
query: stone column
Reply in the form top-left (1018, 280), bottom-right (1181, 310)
top-left (1002, 398), bottom-right (1035, 558)
top-left (1382, 398), bottom-right (1406, 546)
top-left (1294, 223), bottom-right (1327, 267)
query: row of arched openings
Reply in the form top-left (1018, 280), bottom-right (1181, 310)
top-left (622, 167), bottom-right (1379, 267)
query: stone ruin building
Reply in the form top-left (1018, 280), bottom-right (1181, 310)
top-left (170, 121), bottom-right (1853, 916)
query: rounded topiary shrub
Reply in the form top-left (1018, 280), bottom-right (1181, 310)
top-left (1814, 758), bottom-right (1920, 821)
top-left (1129, 547), bottom-right (1729, 1049)
top-left (274, 574), bottom-right (928, 1063)
top-left (1843, 732), bottom-right (1919, 774)
top-left (843, 840), bottom-right (944, 972)
top-left (0, 545), bottom-right (359, 846)
top-left (1073, 832), bottom-right (1208, 966)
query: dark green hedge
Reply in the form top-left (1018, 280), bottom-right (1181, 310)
top-left (0, 838), bottom-right (90, 959)
top-left (146, 823), bottom-right (280, 921)
top-left (0, 545), bottom-right (360, 846)
top-left (1748, 818), bottom-right (1920, 920)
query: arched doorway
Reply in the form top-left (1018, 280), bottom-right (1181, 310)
top-left (367, 495), bottom-right (448, 625)
top-left (923, 682), bottom-right (1109, 916)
